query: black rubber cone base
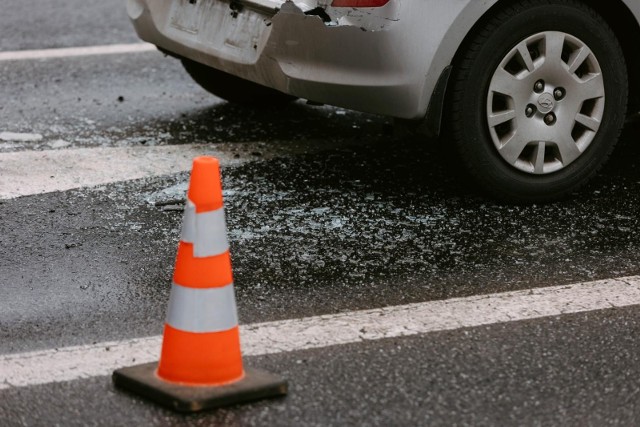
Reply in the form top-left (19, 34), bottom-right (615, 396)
top-left (113, 362), bottom-right (287, 413)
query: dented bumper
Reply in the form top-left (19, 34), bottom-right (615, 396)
top-left (127, 0), bottom-right (431, 119)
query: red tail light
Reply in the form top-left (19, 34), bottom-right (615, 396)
top-left (331, 0), bottom-right (390, 6)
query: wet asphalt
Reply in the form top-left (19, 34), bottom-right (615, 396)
top-left (2, 1), bottom-right (640, 425)
top-left (0, 0), bottom-right (139, 51)
top-left (3, 125), bottom-right (640, 355)
top-left (3, 308), bottom-right (640, 426)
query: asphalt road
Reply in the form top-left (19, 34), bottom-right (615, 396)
top-left (2, 1), bottom-right (640, 425)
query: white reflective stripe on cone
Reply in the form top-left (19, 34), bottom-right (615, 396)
top-left (180, 200), bottom-right (197, 245)
top-left (180, 200), bottom-right (230, 258)
top-left (166, 282), bottom-right (238, 333)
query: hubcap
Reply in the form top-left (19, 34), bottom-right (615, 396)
top-left (486, 31), bottom-right (605, 175)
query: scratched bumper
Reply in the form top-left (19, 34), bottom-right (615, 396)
top-left (127, 0), bottom-right (427, 119)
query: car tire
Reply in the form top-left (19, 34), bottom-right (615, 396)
top-left (447, 0), bottom-right (628, 203)
top-left (181, 58), bottom-right (298, 107)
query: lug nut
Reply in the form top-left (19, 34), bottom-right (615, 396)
top-left (554, 88), bottom-right (565, 100)
top-left (534, 80), bottom-right (545, 93)
top-left (525, 105), bottom-right (536, 118)
top-left (544, 113), bottom-right (556, 125)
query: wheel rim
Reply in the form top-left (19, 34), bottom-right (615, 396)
top-left (486, 31), bottom-right (605, 175)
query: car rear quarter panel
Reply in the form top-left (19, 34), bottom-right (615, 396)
top-left (266, 0), bottom-right (502, 119)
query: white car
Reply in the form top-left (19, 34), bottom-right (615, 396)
top-left (127, 0), bottom-right (640, 202)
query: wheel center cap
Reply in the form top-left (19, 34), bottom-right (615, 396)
top-left (537, 93), bottom-right (555, 113)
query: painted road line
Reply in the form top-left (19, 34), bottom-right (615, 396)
top-left (0, 140), bottom-right (367, 200)
top-left (0, 43), bottom-right (157, 62)
top-left (0, 145), bottom-right (237, 199)
top-left (0, 132), bottom-right (43, 142)
top-left (2, 276), bottom-right (640, 390)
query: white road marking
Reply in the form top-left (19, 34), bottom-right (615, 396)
top-left (0, 145), bottom-right (238, 199)
top-left (2, 276), bottom-right (640, 390)
top-left (0, 132), bottom-right (43, 142)
top-left (0, 140), bottom-right (366, 200)
top-left (0, 43), bottom-right (157, 62)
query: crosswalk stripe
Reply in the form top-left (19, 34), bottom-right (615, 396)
top-left (0, 145), bottom-right (232, 199)
top-left (2, 276), bottom-right (640, 390)
top-left (0, 43), bottom-right (157, 62)
top-left (0, 139), bottom-right (358, 200)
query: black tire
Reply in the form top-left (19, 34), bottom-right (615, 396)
top-left (181, 58), bottom-right (298, 107)
top-left (447, 0), bottom-right (628, 203)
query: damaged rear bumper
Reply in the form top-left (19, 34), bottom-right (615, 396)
top-left (127, 0), bottom-right (431, 119)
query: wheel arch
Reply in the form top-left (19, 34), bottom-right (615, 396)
top-left (580, 0), bottom-right (640, 113)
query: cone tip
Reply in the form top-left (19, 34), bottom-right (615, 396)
top-left (188, 156), bottom-right (223, 212)
top-left (193, 156), bottom-right (219, 167)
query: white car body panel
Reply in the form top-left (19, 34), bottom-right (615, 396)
top-left (128, 0), bottom-right (640, 120)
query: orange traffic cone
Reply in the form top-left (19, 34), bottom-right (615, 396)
top-left (113, 156), bottom-right (287, 412)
